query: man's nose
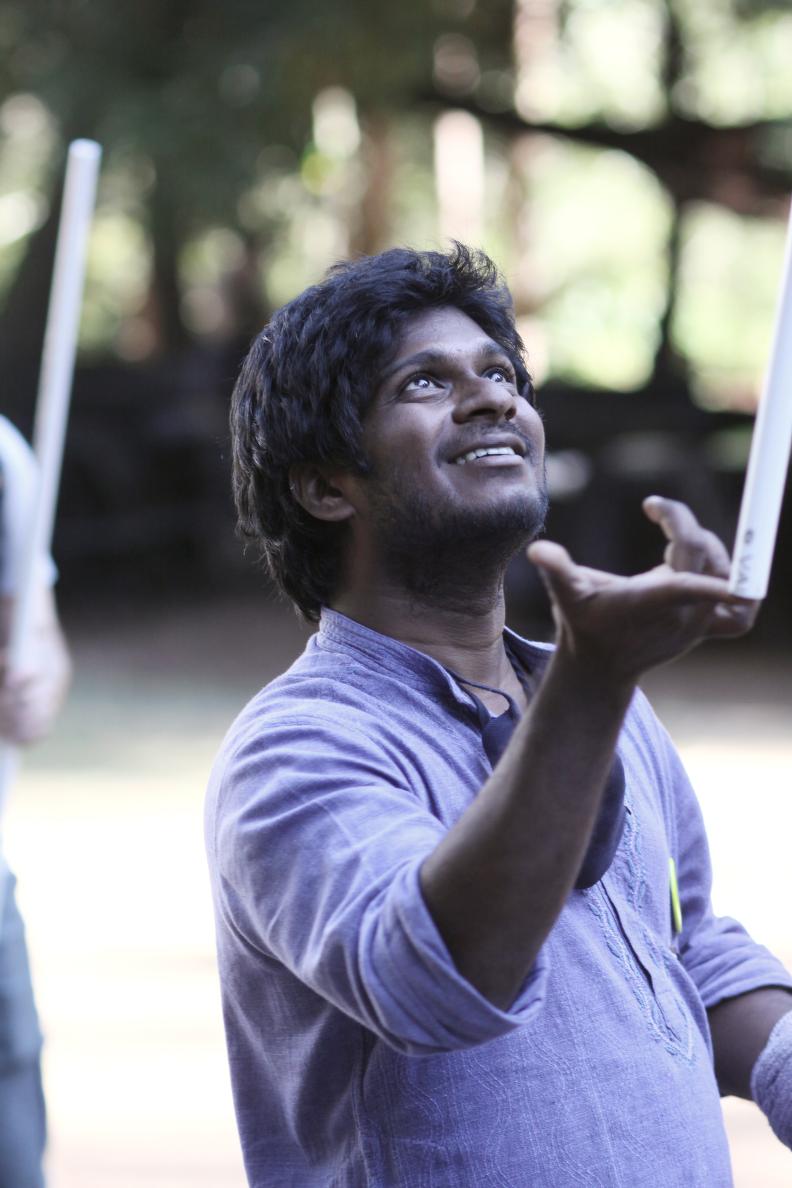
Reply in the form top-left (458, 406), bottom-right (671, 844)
top-left (452, 375), bottom-right (517, 422)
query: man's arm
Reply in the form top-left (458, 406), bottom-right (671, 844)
top-left (711, 989), bottom-right (792, 1151)
top-left (420, 497), bottom-right (755, 1010)
top-left (0, 580), bottom-right (71, 746)
top-left (0, 418), bottom-right (71, 745)
top-left (709, 988), bottom-right (792, 1099)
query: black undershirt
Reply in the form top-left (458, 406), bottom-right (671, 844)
top-left (450, 644), bottom-right (626, 890)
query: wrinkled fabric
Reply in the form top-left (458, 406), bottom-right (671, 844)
top-left (750, 1007), bottom-right (792, 1147)
top-left (205, 609), bottom-right (792, 1187)
top-left (0, 867), bottom-right (43, 1074)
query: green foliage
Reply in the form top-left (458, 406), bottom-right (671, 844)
top-left (523, 140), bottom-right (673, 389)
top-left (0, 0), bottom-right (446, 216)
top-left (0, 0), bottom-right (790, 409)
top-left (673, 204), bottom-right (787, 404)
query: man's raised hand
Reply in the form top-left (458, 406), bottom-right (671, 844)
top-left (527, 496), bottom-right (757, 686)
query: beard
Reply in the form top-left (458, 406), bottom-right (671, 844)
top-left (365, 466), bottom-right (549, 613)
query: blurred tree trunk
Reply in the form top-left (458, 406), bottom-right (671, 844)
top-left (147, 182), bottom-right (191, 354)
top-left (223, 230), bottom-right (269, 345)
top-left (349, 113), bottom-right (395, 257)
top-left (0, 185), bottom-right (62, 424)
top-left (647, 197), bottom-right (689, 393)
top-left (647, 0), bottom-right (688, 394)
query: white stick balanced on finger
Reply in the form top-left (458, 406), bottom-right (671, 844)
top-left (730, 197), bottom-right (792, 599)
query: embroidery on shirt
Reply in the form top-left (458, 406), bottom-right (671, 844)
top-left (582, 779), bottom-right (695, 1065)
top-left (584, 883), bottom-right (695, 1065)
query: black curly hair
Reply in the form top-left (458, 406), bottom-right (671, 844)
top-left (231, 243), bottom-right (532, 621)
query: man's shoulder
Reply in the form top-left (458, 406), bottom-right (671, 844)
top-left (210, 624), bottom-right (481, 803)
top-left (206, 644), bottom-right (441, 831)
top-left (218, 644), bottom-right (402, 754)
top-left (264, 638), bottom-right (391, 710)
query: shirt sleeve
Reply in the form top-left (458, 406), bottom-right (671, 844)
top-left (0, 417), bottom-right (57, 594)
top-left (655, 714), bottom-right (792, 1008)
top-left (211, 710), bottom-right (549, 1056)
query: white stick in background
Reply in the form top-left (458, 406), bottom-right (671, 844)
top-left (0, 139), bottom-right (102, 816)
top-left (729, 198), bottom-right (792, 599)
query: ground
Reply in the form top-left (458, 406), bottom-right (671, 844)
top-left (4, 593), bottom-right (791, 1187)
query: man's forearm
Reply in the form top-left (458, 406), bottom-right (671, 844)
top-left (420, 645), bottom-right (634, 1010)
top-left (708, 987), bottom-right (792, 1099)
top-left (420, 496), bottom-right (754, 1012)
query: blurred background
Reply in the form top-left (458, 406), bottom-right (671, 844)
top-left (1, 0), bottom-right (791, 1183)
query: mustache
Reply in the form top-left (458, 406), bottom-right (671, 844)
top-left (448, 426), bottom-right (541, 464)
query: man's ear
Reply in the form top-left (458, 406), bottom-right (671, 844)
top-left (289, 463), bottom-right (356, 523)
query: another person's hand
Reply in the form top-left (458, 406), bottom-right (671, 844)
top-left (0, 586), bottom-right (71, 746)
top-left (527, 496), bottom-right (757, 686)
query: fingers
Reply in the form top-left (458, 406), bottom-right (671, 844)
top-left (708, 598), bottom-right (760, 638)
top-left (644, 568), bottom-right (732, 601)
top-left (529, 538), bottom-right (752, 631)
top-left (526, 540), bottom-right (575, 581)
top-left (529, 538), bottom-right (732, 609)
top-left (526, 531), bottom-right (758, 679)
top-left (643, 496), bottom-right (730, 577)
top-left (526, 540), bottom-right (591, 608)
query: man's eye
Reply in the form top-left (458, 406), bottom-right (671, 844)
top-left (403, 374), bottom-right (439, 392)
top-left (487, 366), bottom-right (514, 383)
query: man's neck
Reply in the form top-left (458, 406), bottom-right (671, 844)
top-left (333, 577), bottom-right (514, 691)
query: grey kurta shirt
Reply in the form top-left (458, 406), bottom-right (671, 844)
top-left (205, 608), bottom-right (792, 1187)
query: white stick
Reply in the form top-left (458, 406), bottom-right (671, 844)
top-left (0, 139), bottom-right (101, 816)
top-left (730, 199), bottom-right (792, 599)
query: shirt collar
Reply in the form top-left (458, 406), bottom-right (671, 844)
top-left (317, 607), bottom-right (551, 706)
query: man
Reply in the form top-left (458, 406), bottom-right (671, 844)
top-left (0, 415), bottom-right (71, 1188)
top-left (206, 245), bottom-right (792, 1186)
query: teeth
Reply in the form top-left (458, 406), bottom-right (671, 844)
top-left (455, 446), bottom-right (518, 465)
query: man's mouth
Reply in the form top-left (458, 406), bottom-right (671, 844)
top-left (453, 445), bottom-right (522, 466)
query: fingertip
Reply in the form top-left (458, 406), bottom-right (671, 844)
top-left (527, 539), bottom-right (562, 562)
top-left (527, 540), bottom-right (574, 579)
top-left (642, 494), bottom-right (663, 519)
top-left (724, 593), bottom-right (760, 614)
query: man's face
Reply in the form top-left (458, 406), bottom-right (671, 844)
top-left (346, 306), bottom-right (548, 589)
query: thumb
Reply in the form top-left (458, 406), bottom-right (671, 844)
top-left (527, 539), bottom-right (576, 580)
top-left (526, 540), bottom-right (579, 601)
